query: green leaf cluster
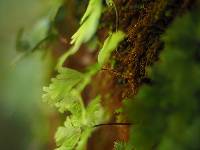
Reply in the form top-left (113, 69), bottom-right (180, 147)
top-left (125, 9), bottom-right (200, 150)
top-left (71, 0), bottom-right (102, 47)
top-left (40, 0), bottom-right (127, 149)
top-left (57, 0), bottom-right (103, 69)
top-left (42, 1), bottom-right (113, 149)
top-left (54, 96), bottom-right (105, 150)
top-left (43, 65), bottom-right (105, 150)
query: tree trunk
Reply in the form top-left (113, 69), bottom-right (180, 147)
top-left (86, 0), bottom-right (194, 149)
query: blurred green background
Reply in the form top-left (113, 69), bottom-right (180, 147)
top-left (0, 0), bottom-right (54, 149)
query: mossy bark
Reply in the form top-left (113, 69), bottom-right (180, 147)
top-left (51, 0), bottom-right (195, 149)
top-left (88, 0), bottom-right (194, 149)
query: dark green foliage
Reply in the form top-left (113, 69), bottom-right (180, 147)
top-left (125, 8), bottom-right (200, 150)
top-left (114, 141), bottom-right (133, 150)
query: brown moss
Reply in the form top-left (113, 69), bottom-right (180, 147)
top-left (99, 0), bottom-right (193, 101)
top-left (88, 0), bottom-right (194, 149)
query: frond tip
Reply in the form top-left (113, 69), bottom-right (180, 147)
top-left (98, 31), bottom-right (126, 66)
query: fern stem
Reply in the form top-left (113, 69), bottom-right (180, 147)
top-left (113, 0), bottom-right (119, 32)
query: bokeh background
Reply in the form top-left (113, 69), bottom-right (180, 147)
top-left (0, 0), bottom-right (57, 149)
top-left (1, 0), bottom-right (199, 150)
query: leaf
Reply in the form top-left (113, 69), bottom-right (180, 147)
top-left (43, 68), bottom-right (84, 113)
top-left (98, 31), bottom-right (126, 65)
top-left (16, 0), bottom-right (62, 53)
top-left (44, 64), bottom-right (106, 150)
top-left (54, 96), bottom-right (105, 150)
top-left (75, 96), bottom-right (106, 150)
top-left (57, 0), bottom-right (102, 69)
top-left (55, 117), bottom-right (82, 150)
top-left (71, 0), bottom-right (102, 46)
top-left (86, 96), bottom-right (105, 126)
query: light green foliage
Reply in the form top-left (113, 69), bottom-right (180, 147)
top-left (43, 68), bottom-right (84, 113)
top-left (72, 0), bottom-right (102, 51)
top-left (16, 0), bottom-right (62, 54)
top-left (71, 0), bottom-right (102, 47)
top-left (98, 31), bottom-right (125, 65)
top-left (43, 64), bottom-right (100, 113)
top-left (125, 9), bottom-right (200, 150)
top-left (43, 63), bottom-right (105, 149)
top-left (42, 1), bottom-right (108, 149)
top-left (57, 0), bottom-right (102, 69)
top-left (54, 96), bottom-right (105, 150)
top-left (114, 141), bottom-right (133, 150)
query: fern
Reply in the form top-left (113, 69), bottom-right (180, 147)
top-left (43, 63), bottom-right (106, 149)
top-left (43, 68), bottom-right (84, 113)
top-left (71, 0), bottom-right (102, 46)
top-left (54, 96), bottom-right (105, 150)
top-left (42, 1), bottom-right (127, 149)
top-left (57, 0), bottom-right (102, 69)
top-left (98, 31), bottom-right (125, 66)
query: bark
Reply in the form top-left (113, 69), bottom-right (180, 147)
top-left (50, 0), bottom-right (195, 149)
top-left (88, 0), bottom-right (194, 149)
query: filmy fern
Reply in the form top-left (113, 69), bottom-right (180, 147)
top-left (55, 96), bottom-right (105, 150)
top-left (98, 31), bottom-right (125, 66)
top-left (57, 0), bottom-right (103, 69)
top-left (43, 64), bottom-right (106, 150)
top-left (42, 0), bottom-right (126, 149)
top-left (42, 0), bottom-right (107, 149)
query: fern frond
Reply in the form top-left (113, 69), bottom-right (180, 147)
top-left (43, 68), bottom-right (84, 113)
top-left (55, 96), bottom-right (105, 150)
top-left (71, 0), bottom-right (102, 45)
top-left (98, 31), bottom-right (126, 65)
top-left (57, 0), bottom-right (102, 69)
top-left (43, 63), bottom-right (106, 149)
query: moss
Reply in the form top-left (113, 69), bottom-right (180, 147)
top-left (89, 0), bottom-right (194, 148)
top-left (100, 0), bottom-right (194, 99)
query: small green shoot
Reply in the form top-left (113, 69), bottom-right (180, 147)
top-left (98, 31), bottom-right (125, 66)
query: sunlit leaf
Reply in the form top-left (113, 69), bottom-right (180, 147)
top-left (57, 0), bottom-right (102, 69)
top-left (42, 68), bottom-right (84, 113)
top-left (55, 117), bottom-right (82, 150)
top-left (98, 31), bottom-right (126, 65)
top-left (71, 0), bottom-right (102, 46)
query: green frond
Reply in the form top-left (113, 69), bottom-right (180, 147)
top-left (98, 31), bottom-right (126, 65)
top-left (42, 68), bottom-right (84, 113)
top-left (57, 0), bottom-right (102, 69)
top-left (71, 0), bottom-right (102, 46)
